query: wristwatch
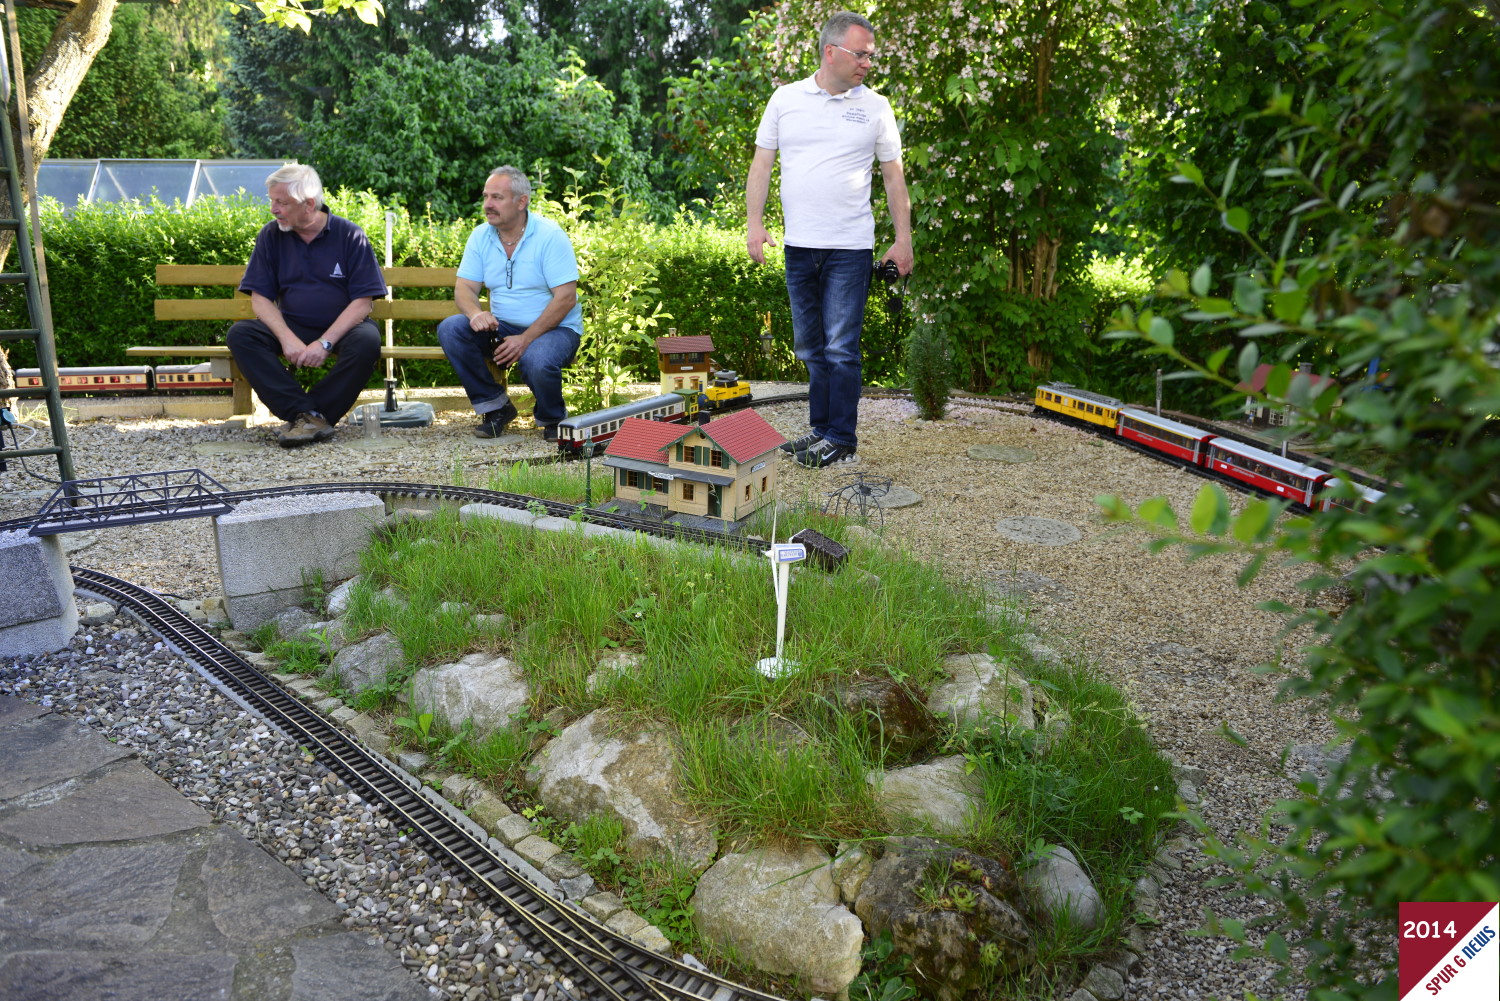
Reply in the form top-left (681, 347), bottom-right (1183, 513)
top-left (320, 339), bottom-right (333, 351)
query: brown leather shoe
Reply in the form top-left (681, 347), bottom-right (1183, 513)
top-left (278, 412), bottom-right (335, 448)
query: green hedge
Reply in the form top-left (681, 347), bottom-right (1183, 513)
top-left (5, 192), bottom-right (1151, 397)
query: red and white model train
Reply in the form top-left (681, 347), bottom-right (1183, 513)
top-left (1034, 382), bottom-right (1383, 512)
top-left (15, 364), bottom-right (234, 394)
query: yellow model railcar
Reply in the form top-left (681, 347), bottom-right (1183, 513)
top-left (1034, 382), bottom-right (1123, 428)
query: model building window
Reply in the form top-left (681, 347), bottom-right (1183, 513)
top-left (710, 450), bottom-right (724, 468)
top-left (761, 476), bottom-right (768, 493)
top-left (682, 482), bottom-right (695, 502)
top-left (744, 483), bottom-right (752, 501)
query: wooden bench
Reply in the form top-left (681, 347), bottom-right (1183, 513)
top-left (131, 264), bottom-right (473, 414)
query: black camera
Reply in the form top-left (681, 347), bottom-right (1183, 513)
top-left (873, 258), bottom-right (903, 314)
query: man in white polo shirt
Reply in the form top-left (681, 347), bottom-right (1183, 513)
top-left (747, 10), bottom-right (913, 468)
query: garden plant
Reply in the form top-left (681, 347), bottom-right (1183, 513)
top-left (1098, 0), bottom-right (1500, 996)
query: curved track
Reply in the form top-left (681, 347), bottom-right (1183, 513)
top-left (71, 565), bottom-right (784, 1001)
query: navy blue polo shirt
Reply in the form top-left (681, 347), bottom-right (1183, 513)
top-left (238, 211), bottom-right (387, 331)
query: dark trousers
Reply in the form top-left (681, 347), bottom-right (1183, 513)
top-left (225, 318), bottom-right (381, 423)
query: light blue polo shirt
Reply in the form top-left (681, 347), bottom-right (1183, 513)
top-left (457, 212), bottom-right (583, 334)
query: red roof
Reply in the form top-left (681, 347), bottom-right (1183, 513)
top-left (603, 417), bottom-right (690, 461)
top-left (656, 335), bottom-right (714, 354)
top-left (1235, 363), bottom-right (1336, 395)
top-left (691, 408), bottom-right (786, 463)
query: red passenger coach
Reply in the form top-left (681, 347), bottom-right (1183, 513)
top-left (1117, 408), bottom-right (1217, 463)
top-left (1206, 438), bottom-right (1333, 506)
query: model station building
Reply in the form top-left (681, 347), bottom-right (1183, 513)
top-left (602, 408), bottom-right (786, 522)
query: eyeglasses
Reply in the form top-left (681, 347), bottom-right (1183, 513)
top-left (505, 257), bottom-right (514, 289)
top-left (832, 43), bottom-right (876, 64)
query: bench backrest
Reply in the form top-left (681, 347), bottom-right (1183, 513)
top-left (154, 264), bottom-right (463, 322)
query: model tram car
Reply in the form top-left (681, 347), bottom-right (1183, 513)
top-left (16, 363), bottom-right (235, 394)
top-left (1033, 382), bottom-right (1384, 512)
top-left (556, 374), bottom-right (753, 455)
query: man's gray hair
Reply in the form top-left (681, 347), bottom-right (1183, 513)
top-left (820, 11), bottom-right (874, 52)
top-left (266, 163), bottom-right (323, 203)
top-left (489, 166), bottom-right (532, 198)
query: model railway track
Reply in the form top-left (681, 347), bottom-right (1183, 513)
top-left (72, 566), bottom-right (784, 1001)
top-left (1, 481), bottom-right (774, 545)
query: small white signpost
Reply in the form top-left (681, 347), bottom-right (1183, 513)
top-left (756, 542), bottom-right (806, 678)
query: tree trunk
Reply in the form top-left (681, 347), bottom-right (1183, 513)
top-left (1, 0), bottom-right (118, 396)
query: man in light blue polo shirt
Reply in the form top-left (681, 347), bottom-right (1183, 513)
top-left (437, 166), bottom-right (583, 440)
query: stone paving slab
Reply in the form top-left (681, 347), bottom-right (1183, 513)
top-left (0, 843), bottom-right (186, 950)
top-left (201, 827), bottom-right (339, 944)
top-left (0, 695), bottom-right (431, 1001)
top-left (0, 843), bottom-right (41, 883)
top-left (0, 949), bottom-right (239, 1001)
top-left (0, 714), bottom-right (134, 800)
top-left (289, 932), bottom-right (429, 1001)
top-left (0, 697), bottom-right (45, 726)
top-left (0, 762), bottom-right (213, 846)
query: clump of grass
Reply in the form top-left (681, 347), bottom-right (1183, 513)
top-left (484, 459), bottom-right (614, 505)
top-left (676, 711), bottom-right (881, 840)
top-left (555, 813), bottom-right (629, 887)
top-left (449, 724), bottom-right (532, 782)
top-left (249, 622), bottom-right (332, 676)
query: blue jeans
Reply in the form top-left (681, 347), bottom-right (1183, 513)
top-left (437, 314), bottom-right (580, 427)
top-left (784, 246), bottom-right (872, 448)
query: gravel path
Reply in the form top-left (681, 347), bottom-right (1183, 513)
top-left (1, 392), bottom-right (1331, 1000)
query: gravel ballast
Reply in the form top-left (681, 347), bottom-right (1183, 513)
top-left (0, 391), bottom-right (1336, 1000)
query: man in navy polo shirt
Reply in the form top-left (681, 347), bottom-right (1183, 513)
top-left (437, 166), bottom-right (582, 440)
top-left (226, 164), bottom-right (386, 447)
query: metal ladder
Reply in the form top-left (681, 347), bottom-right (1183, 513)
top-left (0, 0), bottom-right (75, 482)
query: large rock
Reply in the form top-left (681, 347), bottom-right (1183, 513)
top-left (854, 838), bottom-right (1031, 1001)
top-left (837, 677), bottom-right (939, 763)
top-left (409, 652), bottom-right (529, 734)
top-left (928, 653), bottom-right (1035, 731)
top-left (327, 632), bottom-right (405, 695)
top-left (692, 844), bottom-right (864, 997)
top-left (530, 710), bottom-right (717, 872)
top-left (867, 756), bottom-right (986, 834)
top-left (1018, 844), bottom-right (1102, 930)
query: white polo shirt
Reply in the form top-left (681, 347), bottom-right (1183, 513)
top-left (754, 74), bottom-right (902, 251)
